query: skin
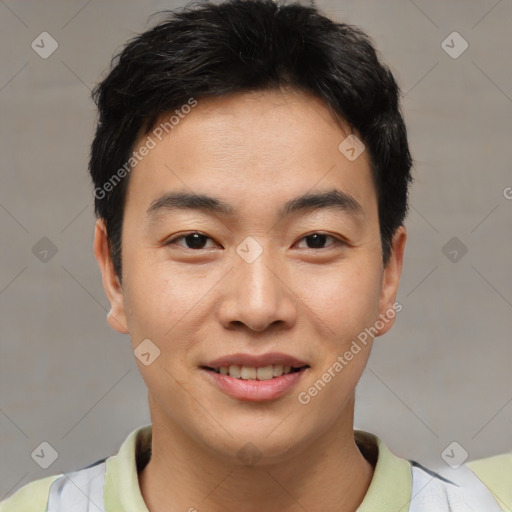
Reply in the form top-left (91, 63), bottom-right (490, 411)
top-left (94, 88), bottom-right (406, 512)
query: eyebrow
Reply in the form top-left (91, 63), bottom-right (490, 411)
top-left (146, 188), bottom-right (363, 221)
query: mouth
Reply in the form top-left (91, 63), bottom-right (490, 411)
top-left (199, 354), bottom-right (311, 401)
top-left (201, 364), bottom-right (309, 380)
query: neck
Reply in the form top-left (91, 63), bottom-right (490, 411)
top-left (139, 398), bottom-right (374, 512)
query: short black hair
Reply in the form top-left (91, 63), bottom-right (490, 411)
top-left (90, 0), bottom-right (413, 281)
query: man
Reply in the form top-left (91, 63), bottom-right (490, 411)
top-left (1, 0), bottom-right (509, 510)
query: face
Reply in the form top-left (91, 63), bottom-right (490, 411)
top-left (94, 88), bottom-right (406, 465)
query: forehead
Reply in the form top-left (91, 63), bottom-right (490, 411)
top-left (124, 89), bottom-right (377, 221)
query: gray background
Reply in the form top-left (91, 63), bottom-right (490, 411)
top-left (1, 0), bottom-right (511, 501)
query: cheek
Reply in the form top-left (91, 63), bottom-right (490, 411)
top-left (122, 248), bottom-right (231, 374)
top-left (292, 256), bottom-right (383, 338)
top-left (123, 247), bottom-right (199, 335)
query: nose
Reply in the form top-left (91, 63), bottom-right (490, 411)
top-left (217, 244), bottom-right (298, 333)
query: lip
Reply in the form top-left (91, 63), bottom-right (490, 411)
top-left (203, 352), bottom-right (309, 369)
top-left (200, 366), bottom-right (309, 402)
top-left (200, 352), bottom-right (310, 402)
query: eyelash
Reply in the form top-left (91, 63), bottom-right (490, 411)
top-left (165, 231), bottom-right (346, 250)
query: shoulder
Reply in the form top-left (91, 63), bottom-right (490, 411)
top-left (355, 431), bottom-right (505, 511)
top-left (467, 453), bottom-right (512, 511)
top-left (0, 424), bottom-right (150, 512)
top-left (0, 474), bottom-right (62, 512)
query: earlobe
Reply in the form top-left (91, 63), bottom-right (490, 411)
top-left (106, 308), bottom-right (129, 334)
top-left (93, 218), bottom-right (129, 335)
top-left (375, 225), bottom-right (407, 337)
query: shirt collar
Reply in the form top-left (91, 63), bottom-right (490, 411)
top-left (104, 424), bottom-right (412, 512)
top-left (355, 430), bottom-right (412, 511)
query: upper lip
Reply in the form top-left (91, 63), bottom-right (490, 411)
top-left (202, 352), bottom-right (310, 369)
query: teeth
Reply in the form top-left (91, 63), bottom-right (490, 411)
top-left (241, 366), bottom-right (257, 380)
top-left (256, 365), bottom-right (274, 380)
top-left (215, 364), bottom-right (298, 380)
top-left (228, 365), bottom-right (241, 378)
top-left (273, 364), bottom-right (283, 377)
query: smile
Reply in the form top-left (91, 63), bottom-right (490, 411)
top-left (200, 365), bottom-right (309, 401)
top-left (204, 364), bottom-right (307, 380)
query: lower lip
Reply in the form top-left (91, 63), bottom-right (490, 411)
top-left (201, 367), bottom-right (308, 402)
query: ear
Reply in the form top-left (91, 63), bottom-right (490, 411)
top-left (93, 218), bottom-right (129, 334)
top-left (375, 225), bottom-right (407, 337)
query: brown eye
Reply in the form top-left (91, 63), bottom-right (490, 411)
top-left (296, 233), bottom-right (343, 249)
top-left (167, 232), bottom-right (217, 250)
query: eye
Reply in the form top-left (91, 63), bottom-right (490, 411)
top-left (165, 231), bottom-right (345, 251)
top-left (295, 232), bottom-right (345, 249)
top-left (166, 232), bottom-right (218, 250)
